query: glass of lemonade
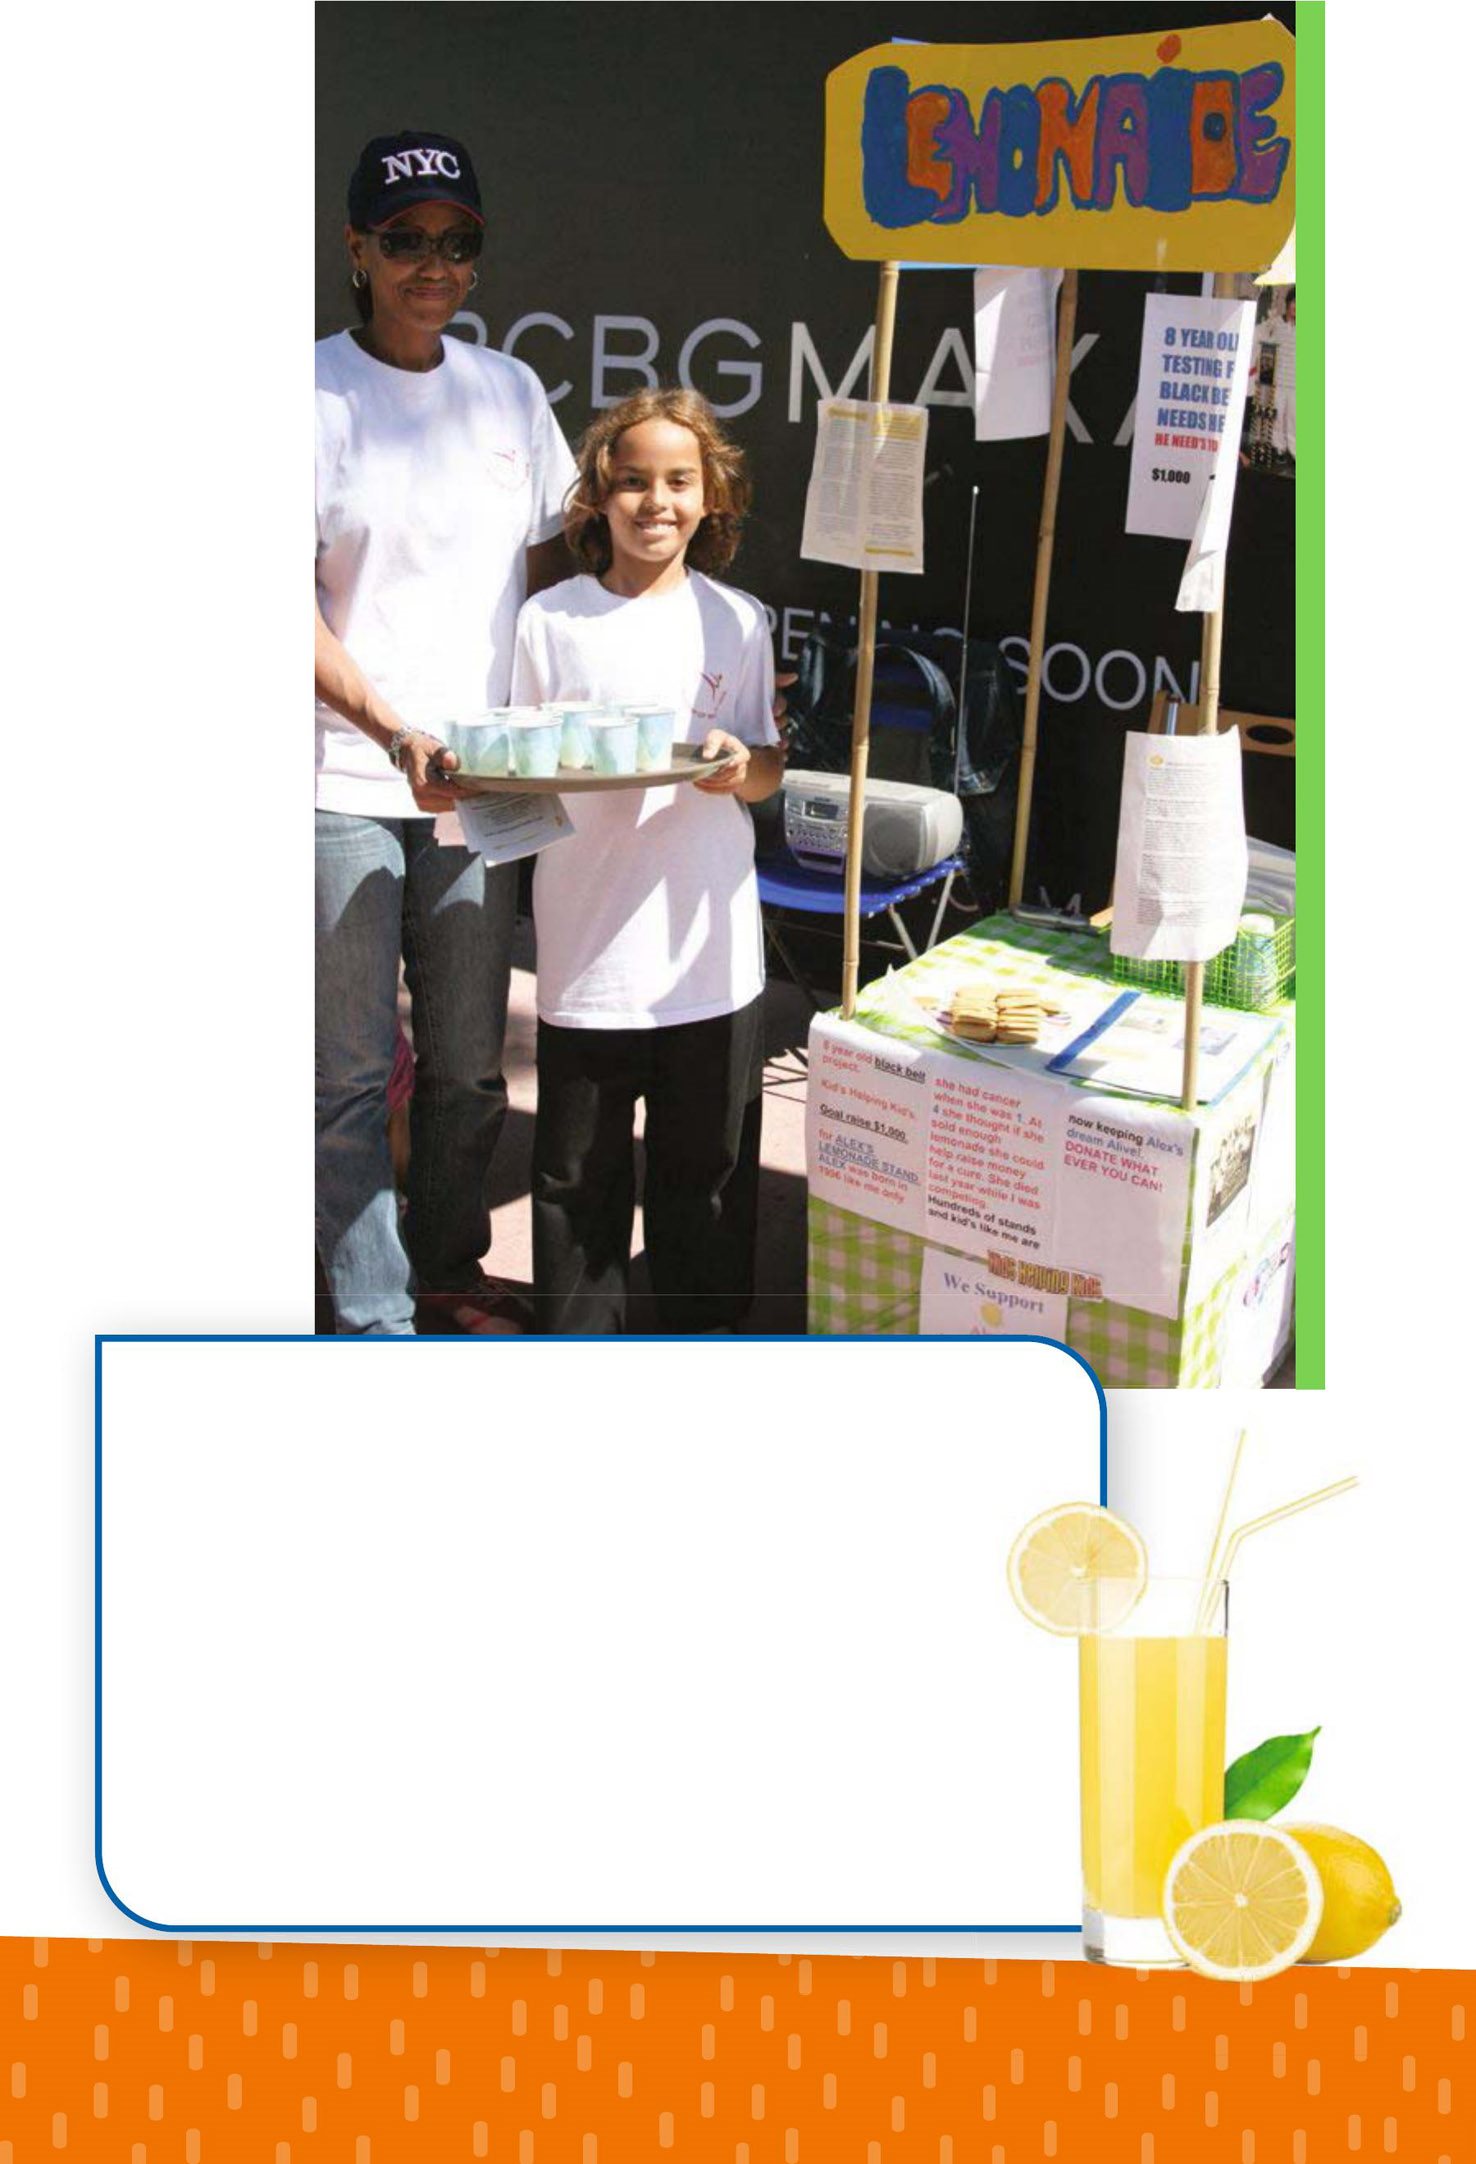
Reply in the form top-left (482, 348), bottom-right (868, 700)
top-left (1078, 1576), bottom-right (1228, 1966)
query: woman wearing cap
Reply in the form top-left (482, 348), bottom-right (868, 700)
top-left (315, 131), bottom-right (577, 1334)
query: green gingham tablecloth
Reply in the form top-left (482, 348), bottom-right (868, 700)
top-left (805, 914), bottom-right (1294, 1388)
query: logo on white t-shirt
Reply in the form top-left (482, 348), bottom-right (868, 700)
top-left (692, 668), bottom-right (727, 723)
top-left (486, 446), bottom-right (531, 492)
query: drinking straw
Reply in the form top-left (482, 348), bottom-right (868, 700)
top-left (1197, 1427), bottom-right (1249, 1624)
top-left (1194, 1476), bottom-right (1358, 1633)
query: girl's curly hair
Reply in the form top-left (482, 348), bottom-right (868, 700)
top-left (565, 387), bottom-right (751, 577)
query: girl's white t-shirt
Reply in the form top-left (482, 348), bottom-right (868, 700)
top-left (315, 330), bottom-right (576, 817)
top-left (511, 571), bottom-right (779, 1029)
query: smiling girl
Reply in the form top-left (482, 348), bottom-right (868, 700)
top-left (510, 388), bottom-right (785, 1334)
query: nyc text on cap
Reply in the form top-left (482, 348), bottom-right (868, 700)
top-left (348, 132), bottom-right (483, 229)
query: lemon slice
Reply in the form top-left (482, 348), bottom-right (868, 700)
top-left (1162, 1822), bottom-right (1323, 1981)
top-left (1006, 1503), bottom-right (1147, 1635)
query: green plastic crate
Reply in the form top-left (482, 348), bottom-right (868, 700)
top-left (1112, 911), bottom-right (1294, 1012)
top-left (1209, 911), bottom-right (1295, 1011)
top-left (1111, 952), bottom-right (1185, 996)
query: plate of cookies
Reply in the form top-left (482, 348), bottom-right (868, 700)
top-left (931, 981), bottom-right (1061, 1052)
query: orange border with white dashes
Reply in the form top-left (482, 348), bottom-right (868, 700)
top-left (1, 1941), bottom-right (1467, 2160)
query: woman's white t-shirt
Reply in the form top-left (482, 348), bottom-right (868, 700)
top-left (315, 330), bottom-right (576, 817)
top-left (511, 572), bottom-right (778, 1030)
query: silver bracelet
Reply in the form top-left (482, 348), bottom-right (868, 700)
top-left (386, 727), bottom-right (413, 771)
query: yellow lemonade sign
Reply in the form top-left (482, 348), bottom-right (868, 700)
top-left (824, 21), bottom-right (1295, 271)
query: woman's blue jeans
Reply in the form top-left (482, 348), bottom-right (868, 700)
top-left (315, 811), bottom-right (517, 1334)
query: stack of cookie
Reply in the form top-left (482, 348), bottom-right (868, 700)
top-left (945, 985), bottom-right (999, 1042)
top-left (993, 989), bottom-right (1051, 1044)
top-left (942, 981), bottom-right (1054, 1046)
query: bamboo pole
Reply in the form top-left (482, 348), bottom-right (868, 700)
top-left (1179, 269), bottom-right (1235, 1109)
top-left (841, 259), bottom-right (901, 1020)
top-left (1008, 267), bottom-right (1079, 912)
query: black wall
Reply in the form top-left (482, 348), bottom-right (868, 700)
top-left (317, 2), bottom-right (1296, 910)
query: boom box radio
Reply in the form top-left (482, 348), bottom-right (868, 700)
top-left (762, 768), bottom-right (964, 879)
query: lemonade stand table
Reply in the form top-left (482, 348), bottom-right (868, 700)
top-left (804, 915), bottom-right (1294, 1387)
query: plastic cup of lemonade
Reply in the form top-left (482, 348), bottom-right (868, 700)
top-left (508, 711), bottom-right (563, 779)
top-left (442, 713), bottom-right (510, 779)
top-left (1078, 1576), bottom-right (1228, 1966)
top-left (556, 704), bottom-right (603, 772)
top-left (623, 704), bottom-right (677, 773)
top-left (587, 713), bottom-right (639, 777)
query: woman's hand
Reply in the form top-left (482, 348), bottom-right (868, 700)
top-left (693, 730), bottom-right (751, 794)
top-left (403, 733), bottom-right (461, 813)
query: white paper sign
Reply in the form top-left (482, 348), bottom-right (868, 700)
top-left (1125, 295), bottom-right (1255, 541)
top-left (924, 1066), bottom-right (1062, 1263)
top-left (805, 1018), bottom-right (930, 1234)
top-left (919, 1246), bottom-right (1069, 1342)
top-left (1176, 457), bottom-right (1233, 614)
top-left (1108, 731), bottom-right (1248, 963)
top-left (1056, 1098), bottom-right (1194, 1318)
top-left (972, 267), bottom-right (1063, 441)
top-left (1176, 306), bottom-right (1256, 611)
top-left (447, 791), bottom-right (573, 866)
top-left (800, 400), bottom-right (928, 573)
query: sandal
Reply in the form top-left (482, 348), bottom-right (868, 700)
top-left (415, 1276), bottom-right (534, 1338)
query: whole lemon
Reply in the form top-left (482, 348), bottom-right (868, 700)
top-left (1282, 1824), bottom-right (1402, 1962)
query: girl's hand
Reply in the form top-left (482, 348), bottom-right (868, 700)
top-left (693, 730), bottom-right (751, 794)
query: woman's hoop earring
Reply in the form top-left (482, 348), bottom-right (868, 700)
top-left (468, 270), bottom-right (479, 291)
top-left (351, 267), bottom-right (368, 290)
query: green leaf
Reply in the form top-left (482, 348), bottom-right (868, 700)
top-left (1224, 1727), bottom-right (1320, 1820)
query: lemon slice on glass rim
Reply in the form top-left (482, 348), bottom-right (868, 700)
top-left (1162, 1821), bottom-right (1324, 1982)
top-left (1006, 1503), bottom-right (1147, 1636)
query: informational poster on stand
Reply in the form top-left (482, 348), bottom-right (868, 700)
top-left (807, 1015), bottom-right (1198, 1319)
top-left (924, 1068), bottom-right (1061, 1261)
top-left (1187, 1032), bottom-right (1295, 1305)
top-left (800, 399), bottom-right (928, 572)
top-left (918, 1246), bottom-right (1069, 1341)
top-left (972, 266), bottom-right (1062, 441)
top-left (1109, 731), bottom-right (1249, 962)
top-left (1124, 294), bottom-right (1256, 541)
top-left (805, 1020), bottom-right (930, 1234)
top-left (1056, 1098), bottom-right (1193, 1317)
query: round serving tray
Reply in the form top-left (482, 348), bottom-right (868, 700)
top-left (440, 743), bottom-right (730, 796)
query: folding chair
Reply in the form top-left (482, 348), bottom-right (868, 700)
top-left (757, 853), bottom-right (965, 1011)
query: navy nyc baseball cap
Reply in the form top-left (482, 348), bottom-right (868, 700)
top-left (347, 131), bottom-right (484, 230)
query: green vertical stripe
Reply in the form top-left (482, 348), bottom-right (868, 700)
top-left (1294, 5), bottom-right (1325, 1385)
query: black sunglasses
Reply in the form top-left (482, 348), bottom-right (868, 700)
top-left (371, 225), bottom-right (483, 265)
